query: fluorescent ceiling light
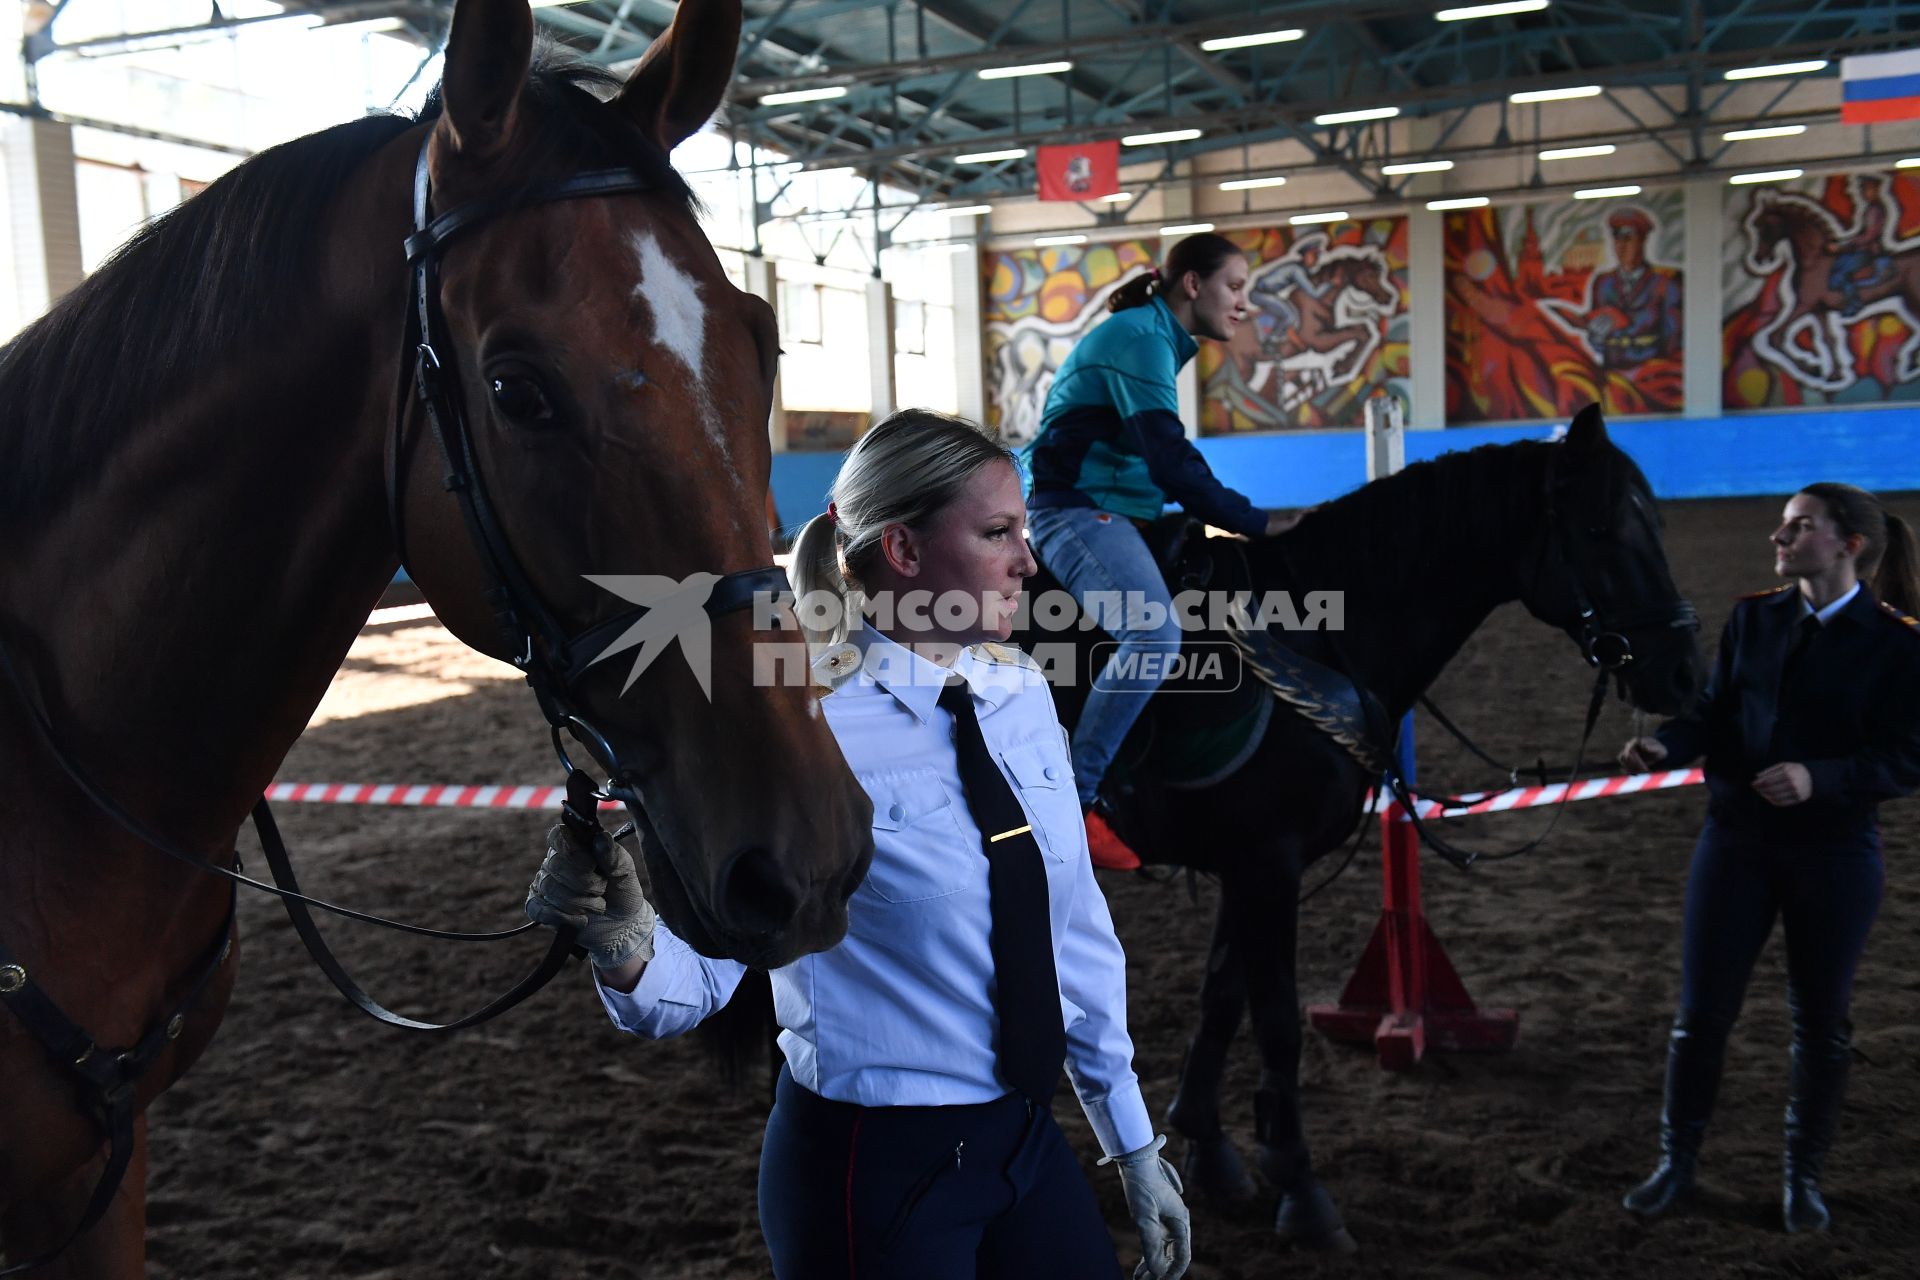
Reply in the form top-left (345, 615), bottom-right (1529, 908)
top-left (1161, 223), bottom-right (1216, 235)
top-left (1899, 158), bottom-right (1920, 169)
top-left (1428, 196), bottom-right (1491, 209)
top-left (1574, 184), bottom-right (1642, 199)
top-left (1314, 106), bottom-right (1399, 125)
top-left (1539, 143), bottom-right (1617, 160)
top-left (760, 86), bottom-right (848, 106)
top-left (954, 148), bottom-right (1027, 163)
top-left (1123, 128), bottom-right (1204, 145)
top-left (1220, 175), bottom-right (1287, 190)
top-left (1381, 159), bottom-right (1454, 174)
top-left (978, 61), bottom-right (1073, 80)
top-left (1034, 234), bottom-right (1089, 246)
top-left (1511, 84), bottom-right (1601, 103)
top-left (1724, 60), bottom-right (1828, 80)
top-left (1437, 1), bottom-right (1550, 20)
top-left (1729, 168), bottom-right (1804, 185)
top-left (1200, 29), bottom-right (1305, 51)
top-left (942, 204), bottom-right (994, 216)
top-left (1290, 210), bottom-right (1349, 225)
top-left (1723, 125), bottom-right (1806, 141)
top-left (1099, 192), bottom-right (1134, 202)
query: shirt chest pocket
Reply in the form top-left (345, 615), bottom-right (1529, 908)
top-left (998, 739), bottom-right (1081, 865)
top-left (861, 774), bottom-right (973, 903)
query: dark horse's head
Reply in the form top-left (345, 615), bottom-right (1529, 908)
top-left (1514, 406), bottom-right (1704, 715)
top-left (397, 0), bottom-right (871, 965)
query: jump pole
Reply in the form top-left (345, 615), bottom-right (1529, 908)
top-left (1305, 397), bottom-right (1519, 1070)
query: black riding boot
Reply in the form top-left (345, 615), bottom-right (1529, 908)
top-left (1623, 1015), bottom-right (1730, 1219)
top-left (1783, 1018), bottom-right (1851, 1234)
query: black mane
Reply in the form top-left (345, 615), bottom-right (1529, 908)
top-left (0, 47), bottom-right (691, 528)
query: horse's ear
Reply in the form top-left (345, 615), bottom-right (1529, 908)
top-left (435, 0), bottom-right (535, 162)
top-left (615, 0), bottom-right (743, 152)
top-left (1565, 403), bottom-right (1609, 451)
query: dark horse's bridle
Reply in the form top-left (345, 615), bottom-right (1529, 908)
top-left (0, 134), bottom-right (789, 1273)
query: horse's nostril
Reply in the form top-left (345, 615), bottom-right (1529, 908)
top-left (719, 847), bottom-right (804, 940)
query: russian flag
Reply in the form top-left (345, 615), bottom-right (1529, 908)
top-left (1841, 48), bottom-right (1920, 125)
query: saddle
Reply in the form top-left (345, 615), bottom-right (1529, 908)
top-left (1088, 517), bottom-right (1395, 789)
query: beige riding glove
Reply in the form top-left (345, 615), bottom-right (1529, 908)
top-left (524, 823), bottom-right (656, 972)
top-left (1101, 1134), bottom-right (1192, 1280)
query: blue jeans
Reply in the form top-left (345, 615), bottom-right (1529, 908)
top-left (1028, 506), bottom-right (1181, 806)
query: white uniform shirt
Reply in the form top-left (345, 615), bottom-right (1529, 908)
top-left (595, 623), bottom-right (1155, 1158)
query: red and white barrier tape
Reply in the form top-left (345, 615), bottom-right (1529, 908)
top-left (265, 782), bottom-right (624, 811)
top-left (264, 768), bottom-right (1707, 816)
top-left (1378, 768), bottom-right (1705, 818)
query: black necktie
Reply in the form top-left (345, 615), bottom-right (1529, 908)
top-left (938, 678), bottom-right (1067, 1105)
top-left (1783, 613), bottom-right (1821, 683)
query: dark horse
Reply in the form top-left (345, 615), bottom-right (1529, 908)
top-left (1022, 407), bottom-right (1703, 1250)
top-left (0, 2), bottom-right (873, 1274)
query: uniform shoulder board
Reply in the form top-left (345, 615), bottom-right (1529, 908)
top-left (975, 641), bottom-right (1041, 671)
top-left (1737, 584), bottom-right (1795, 601)
top-left (809, 641), bottom-right (863, 695)
top-left (1879, 601), bottom-right (1920, 632)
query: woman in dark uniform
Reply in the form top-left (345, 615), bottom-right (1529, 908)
top-left (1617, 482), bottom-right (1920, 1233)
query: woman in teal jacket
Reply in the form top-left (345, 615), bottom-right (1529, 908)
top-left (1024, 233), bottom-right (1301, 869)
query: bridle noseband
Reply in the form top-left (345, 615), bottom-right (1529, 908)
top-left (390, 135), bottom-right (790, 805)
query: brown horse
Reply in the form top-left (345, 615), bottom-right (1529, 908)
top-left (0, 1), bottom-right (871, 1274)
top-left (1743, 187), bottom-right (1920, 392)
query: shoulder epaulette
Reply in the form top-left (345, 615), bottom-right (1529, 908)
top-left (975, 641), bottom-right (1041, 671)
top-left (1878, 601), bottom-right (1920, 632)
top-left (809, 641), bottom-right (863, 696)
top-left (1737, 584), bottom-right (1795, 601)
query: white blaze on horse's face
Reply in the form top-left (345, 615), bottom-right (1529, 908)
top-left (627, 228), bottom-right (726, 463)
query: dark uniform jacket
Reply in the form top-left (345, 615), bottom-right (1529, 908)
top-left (1656, 584), bottom-right (1920, 841)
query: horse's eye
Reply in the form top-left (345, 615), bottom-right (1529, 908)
top-left (490, 373), bottom-right (556, 426)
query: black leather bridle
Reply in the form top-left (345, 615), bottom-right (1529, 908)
top-left (0, 133), bottom-right (791, 1272)
top-left (1536, 451), bottom-right (1700, 673)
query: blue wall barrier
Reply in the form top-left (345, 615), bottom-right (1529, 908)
top-left (768, 408), bottom-right (1920, 528)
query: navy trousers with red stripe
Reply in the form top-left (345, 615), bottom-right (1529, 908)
top-left (758, 1065), bottom-right (1122, 1279)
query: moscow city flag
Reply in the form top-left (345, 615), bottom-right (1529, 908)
top-left (1840, 48), bottom-right (1920, 125)
top-left (1036, 140), bottom-right (1120, 201)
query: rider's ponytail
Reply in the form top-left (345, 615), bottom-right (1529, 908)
top-left (1109, 231), bottom-right (1245, 313)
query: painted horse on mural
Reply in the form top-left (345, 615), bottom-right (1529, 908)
top-left (1020, 407), bottom-right (1704, 1250)
top-left (0, 1), bottom-right (873, 1274)
top-left (1742, 183), bottom-right (1920, 394)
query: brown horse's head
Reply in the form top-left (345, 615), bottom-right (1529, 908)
top-left (397, 0), bottom-right (871, 966)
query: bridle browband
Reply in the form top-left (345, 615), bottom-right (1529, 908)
top-left (0, 132), bottom-right (791, 1272)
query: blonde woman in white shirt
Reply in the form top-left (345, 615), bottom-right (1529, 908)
top-left (526, 409), bottom-right (1190, 1279)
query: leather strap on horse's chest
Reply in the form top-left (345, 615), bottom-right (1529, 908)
top-left (0, 888), bottom-right (235, 1275)
top-left (1226, 622), bottom-right (1396, 775)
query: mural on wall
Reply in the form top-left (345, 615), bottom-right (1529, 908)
top-left (1724, 170), bottom-right (1920, 408)
top-left (1445, 189), bottom-right (1686, 423)
top-left (1203, 219), bottom-right (1409, 432)
top-left (983, 239), bottom-right (1156, 445)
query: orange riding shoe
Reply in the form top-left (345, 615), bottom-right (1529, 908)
top-left (1084, 807), bottom-right (1143, 871)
